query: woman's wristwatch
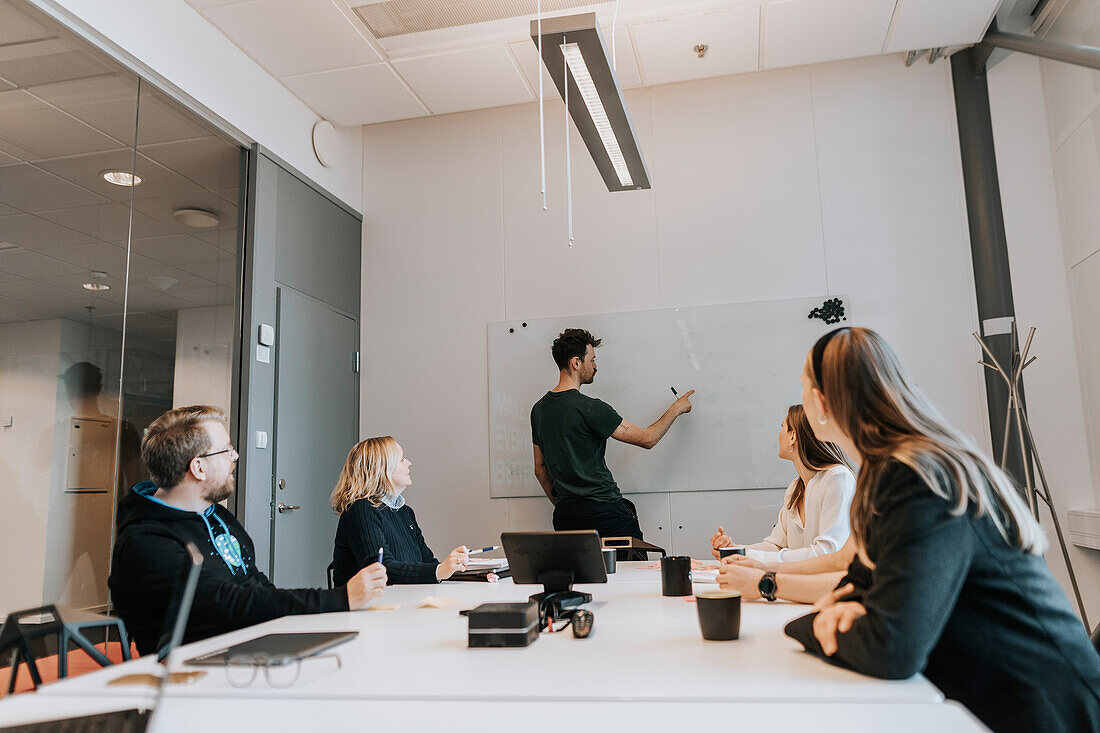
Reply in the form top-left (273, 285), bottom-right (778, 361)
top-left (758, 571), bottom-right (778, 602)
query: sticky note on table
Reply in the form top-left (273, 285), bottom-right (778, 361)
top-left (367, 603), bottom-right (402, 611)
top-left (418, 596), bottom-right (459, 609)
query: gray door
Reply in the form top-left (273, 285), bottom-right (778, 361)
top-left (271, 286), bottom-right (358, 587)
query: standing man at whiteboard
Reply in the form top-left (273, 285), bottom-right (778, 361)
top-left (531, 328), bottom-right (695, 540)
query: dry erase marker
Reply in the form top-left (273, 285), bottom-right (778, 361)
top-left (468, 545), bottom-right (500, 556)
top-left (377, 547), bottom-right (383, 564)
top-left (670, 387), bottom-right (678, 396)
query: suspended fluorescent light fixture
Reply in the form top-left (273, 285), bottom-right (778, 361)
top-left (531, 13), bottom-right (650, 192)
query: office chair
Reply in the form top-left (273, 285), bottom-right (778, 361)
top-left (0, 606), bottom-right (131, 692)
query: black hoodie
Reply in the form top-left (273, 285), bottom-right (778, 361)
top-left (109, 481), bottom-right (348, 656)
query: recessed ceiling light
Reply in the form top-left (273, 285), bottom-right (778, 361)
top-left (101, 170), bottom-right (143, 187)
top-left (172, 208), bottom-right (220, 228)
top-left (82, 271), bottom-right (110, 291)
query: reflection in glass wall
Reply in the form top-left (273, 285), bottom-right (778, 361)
top-left (0, 0), bottom-right (242, 616)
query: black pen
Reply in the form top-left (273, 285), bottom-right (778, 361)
top-left (670, 387), bottom-right (678, 396)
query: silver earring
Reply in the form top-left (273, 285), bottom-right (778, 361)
top-left (818, 414), bottom-right (828, 426)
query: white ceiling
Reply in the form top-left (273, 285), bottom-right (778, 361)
top-left (0, 0), bottom-right (241, 342)
top-left (186, 0), bottom-right (1003, 127)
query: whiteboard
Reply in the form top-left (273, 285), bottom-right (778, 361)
top-left (488, 295), bottom-right (851, 498)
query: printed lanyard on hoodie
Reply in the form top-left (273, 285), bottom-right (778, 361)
top-left (201, 506), bottom-right (247, 576)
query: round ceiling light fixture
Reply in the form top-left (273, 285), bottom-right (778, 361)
top-left (172, 208), bottom-right (220, 229)
top-left (101, 170), bottom-right (143, 187)
top-left (82, 271), bottom-right (110, 291)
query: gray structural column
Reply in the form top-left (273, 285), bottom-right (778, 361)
top-left (949, 47), bottom-right (1027, 486)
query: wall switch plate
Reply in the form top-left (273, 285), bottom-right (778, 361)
top-left (2, 416), bottom-right (12, 428)
top-left (255, 430), bottom-right (268, 449)
top-left (256, 345), bottom-right (271, 363)
top-left (258, 323), bottom-right (275, 346)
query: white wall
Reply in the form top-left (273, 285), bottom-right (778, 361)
top-left (35, 0), bottom-right (363, 212)
top-left (361, 54), bottom-right (990, 562)
top-left (174, 304), bottom-right (233, 410)
top-left (0, 320), bottom-right (62, 613)
top-left (988, 52), bottom-right (1100, 622)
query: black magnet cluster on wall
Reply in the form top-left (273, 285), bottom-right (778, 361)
top-left (808, 298), bottom-right (846, 325)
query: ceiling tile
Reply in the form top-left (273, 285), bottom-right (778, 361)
top-left (0, 46), bottom-right (121, 89)
top-left (282, 64), bottom-right (425, 126)
top-left (132, 234), bottom-right (225, 266)
top-left (0, 300), bottom-right (66, 322)
top-left (0, 90), bottom-right (126, 157)
top-left (172, 284), bottom-right (234, 306)
top-left (393, 46), bottom-right (531, 115)
top-left (27, 74), bottom-right (139, 142)
top-left (122, 285), bottom-right (195, 314)
top-left (509, 26), bottom-right (643, 98)
top-left (630, 7), bottom-right (759, 86)
top-left (763, 0), bottom-right (895, 70)
top-left (0, 135), bottom-right (34, 162)
top-left (0, 249), bottom-right (83, 278)
top-left (46, 241), bottom-right (129, 271)
top-left (204, 0), bottom-right (380, 77)
top-left (885, 0), bottom-right (999, 53)
top-left (177, 259), bottom-right (238, 287)
top-left (0, 2), bottom-right (56, 46)
top-left (0, 278), bottom-right (77, 302)
top-left (0, 213), bottom-right (93, 250)
top-left (139, 137), bottom-right (242, 191)
top-left (39, 202), bottom-right (177, 240)
top-left (0, 164), bottom-right (106, 212)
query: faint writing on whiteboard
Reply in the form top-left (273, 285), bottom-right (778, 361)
top-left (493, 459), bottom-right (535, 486)
top-left (492, 424), bottom-right (529, 452)
top-left (494, 393), bottom-right (526, 419)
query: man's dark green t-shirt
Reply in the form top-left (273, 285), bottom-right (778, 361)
top-left (531, 389), bottom-right (623, 503)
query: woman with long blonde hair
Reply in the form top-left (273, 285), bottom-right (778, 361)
top-left (785, 327), bottom-right (1099, 733)
top-left (709, 404), bottom-right (854, 562)
top-left (330, 437), bottom-right (469, 585)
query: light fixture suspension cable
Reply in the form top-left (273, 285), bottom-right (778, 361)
top-left (611, 0), bottom-right (620, 70)
top-left (564, 34), bottom-right (574, 247)
top-left (538, 0), bottom-right (546, 211)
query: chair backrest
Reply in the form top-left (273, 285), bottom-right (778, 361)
top-left (0, 605), bottom-right (63, 692)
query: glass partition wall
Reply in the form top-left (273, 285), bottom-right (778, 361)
top-left (0, 0), bottom-right (243, 616)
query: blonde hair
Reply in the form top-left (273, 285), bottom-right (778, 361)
top-left (331, 436), bottom-right (403, 514)
top-left (806, 327), bottom-right (1046, 566)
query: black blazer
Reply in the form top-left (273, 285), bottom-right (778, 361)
top-left (785, 461), bottom-right (1100, 733)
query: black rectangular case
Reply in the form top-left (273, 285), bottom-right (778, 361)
top-left (464, 601), bottom-right (539, 648)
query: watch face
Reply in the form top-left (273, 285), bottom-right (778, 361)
top-left (760, 573), bottom-right (778, 598)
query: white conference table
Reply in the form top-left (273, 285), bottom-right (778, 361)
top-left (30, 562), bottom-right (946, 707)
top-left (0, 695), bottom-right (991, 732)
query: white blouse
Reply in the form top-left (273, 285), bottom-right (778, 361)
top-left (744, 464), bottom-right (856, 563)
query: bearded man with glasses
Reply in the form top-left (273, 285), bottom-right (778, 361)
top-left (109, 405), bottom-right (387, 656)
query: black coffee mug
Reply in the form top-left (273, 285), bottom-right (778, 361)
top-left (602, 548), bottom-right (617, 574)
top-left (660, 555), bottom-right (692, 596)
top-left (718, 547), bottom-right (746, 560)
top-left (695, 590), bottom-right (742, 641)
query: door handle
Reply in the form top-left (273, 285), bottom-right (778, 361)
top-left (277, 503), bottom-right (300, 513)
top-left (278, 478), bottom-right (286, 491)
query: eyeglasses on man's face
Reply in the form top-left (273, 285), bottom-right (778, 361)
top-left (199, 444), bottom-right (236, 459)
